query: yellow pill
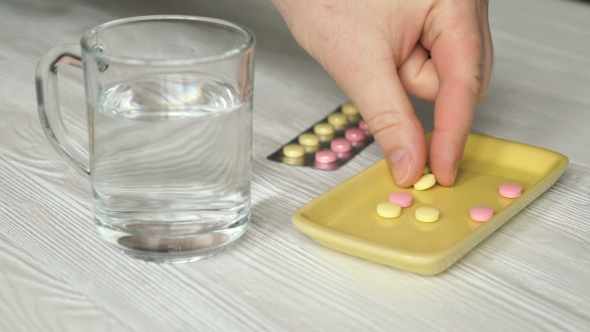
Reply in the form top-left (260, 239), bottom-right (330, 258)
top-left (283, 144), bottom-right (304, 158)
top-left (376, 202), bottom-right (401, 219)
top-left (328, 113), bottom-right (348, 127)
top-left (314, 123), bottom-right (335, 136)
top-left (318, 134), bottom-right (334, 143)
top-left (298, 133), bottom-right (320, 147)
top-left (413, 174), bottom-right (436, 191)
top-left (422, 166), bottom-right (431, 175)
top-left (341, 103), bottom-right (359, 116)
top-left (415, 207), bottom-right (440, 222)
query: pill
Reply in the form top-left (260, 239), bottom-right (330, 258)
top-left (283, 144), bottom-right (304, 158)
top-left (282, 157), bottom-right (304, 166)
top-left (347, 114), bottom-right (361, 125)
top-left (388, 192), bottom-right (413, 208)
top-left (335, 151), bottom-right (351, 160)
top-left (470, 206), bottom-right (494, 222)
top-left (413, 174), bottom-right (436, 191)
top-left (318, 134), bottom-right (334, 143)
top-left (341, 103), bottom-right (359, 116)
top-left (377, 202), bottom-right (401, 218)
top-left (331, 138), bottom-right (352, 152)
top-left (315, 150), bottom-right (337, 163)
top-left (328, 113), bottom-right (348, 127)
top-left (422, 166), bottom-right (431, 174)
top-left (298, 133), bottom-right (320, 147)
top-left (314, 161), bottom-right (338, 170)
top-left (499, 183), bottom-right (523, 198)
top-left (314, 123), bottom-right (334, 136)
top-left (345, 128), bottom-right (365, 142)
top-left (359, 119), bottom-right (369, 132)
top-left (415, 207), bottom-right (440, 222)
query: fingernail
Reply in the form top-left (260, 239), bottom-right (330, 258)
top-left (451, 161), bottom-right (460, 185)
top-left (389, 150), bottom-right (414, 184)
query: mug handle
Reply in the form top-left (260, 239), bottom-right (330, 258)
top-left (35, 44), bottom-right (90, 178)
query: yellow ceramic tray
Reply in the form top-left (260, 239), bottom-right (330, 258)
top-left (292, 133), bottom-right (568, 275)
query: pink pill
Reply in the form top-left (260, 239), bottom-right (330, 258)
top-left (331, 138), bottom-right (352, 152)
top-left (499, 183), bottom-right (523, 198)
top-left (315, 150), bottom-right (337, 163)
top-left (470, 206), bottom-right (495, 222)
top-left (345, 128), bottom-right (365, 142)
top-left (388, 192), bottom-right (413, 208)
top-left (359, 119), bottom-right (369, 131)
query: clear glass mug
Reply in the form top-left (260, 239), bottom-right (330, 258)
top-left (35, 16), bottom-right (255, 263)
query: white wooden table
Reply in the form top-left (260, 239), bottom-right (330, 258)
top-left (2, 0), bottom-right (590, 330)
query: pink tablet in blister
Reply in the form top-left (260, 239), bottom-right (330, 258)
top-left (315, 150), bottom-right (337, 163)
top-left (345, 128), bottom-right (365, 142)
top-left (331, 138), bottom-right (352, 153)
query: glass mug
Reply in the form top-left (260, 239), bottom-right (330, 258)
top-left (35, 16), bottom-right (255, 263)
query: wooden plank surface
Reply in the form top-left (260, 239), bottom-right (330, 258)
top-left (1, 0), bottom-right (590, 330)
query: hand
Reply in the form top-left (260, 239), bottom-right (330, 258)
top-left (270, 0), bottom-right (492, 187)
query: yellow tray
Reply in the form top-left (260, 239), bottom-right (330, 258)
top-left (292, 133), bottom-right (568, 275)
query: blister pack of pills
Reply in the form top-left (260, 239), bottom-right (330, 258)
top-left (267, 103), bottom-right (374, 170)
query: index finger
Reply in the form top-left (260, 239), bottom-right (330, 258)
top-left (427, 8), bottom-right (486, 186)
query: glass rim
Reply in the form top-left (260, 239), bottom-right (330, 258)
top-left (80, 15), bottom-right (255, 66)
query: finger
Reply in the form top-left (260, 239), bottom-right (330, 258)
top-left (480, 0), bottom-right (493, 100)
top-left (322, 39), bottom-right (426, 187)
top-left (424, 5), bottom-right (486, 186)
top-left (397, 43), bottom-right (439, 102)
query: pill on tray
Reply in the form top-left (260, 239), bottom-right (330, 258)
top-left (470, 206), bottom-right (494, 222)
top-left (315, 150), bottom-right (337, 163)
top-left (314, 123), bottom-right (335, 136)
top-left (345, 128), bottom-right (365, 142)
top-left (341, 103), bottom-right (359, 116)
top-left (388, 192), bottom-right (413, 208)
top-left (377, 202), bottom-right (401, 218)
top-left (413, 174), bottom-right (436, 190)
top-left (331, 138), bottom-right (352, 152)
top-left (283, 144), bottom-right (304, 158)
top-left (328, 113), bottom-right (348, 127)
top-left (499, 183), bottom-right (523, 198)
top-left (298, 133), bottom-right (320, 147)
top-left (415, 207), bottom-right (440, 222)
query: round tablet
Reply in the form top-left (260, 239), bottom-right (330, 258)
top-left (315, 150), bottom-right (337, 163)
top-left (328, 113), bottom-right (348, 127)
top-left (415, 207), bottom-right (440, 222)
top-left (331, 138), bottom-right (352, 152)
top-left (413, 174), bottom-right (437, 191)
top-left (341, 103), bottom-right (359, 116)
top-left (377, 202), bottom-right (401, 218)
top-left (298, 133), bottom-right (320, 147)
top-left (388, 192), bottom-right (413, 208)
top-left (314, 123), bottom-right (335, 136)
top-left (499, 183), bottom-right (523, 198)
top-left (283, 144), bottom-right (304, 158)
top-left (345, 128), bottom-right (365, 142)
top-left (470, 206), bottom-right (494, 222)
top-left (359, 119), bottom-right (369, 132)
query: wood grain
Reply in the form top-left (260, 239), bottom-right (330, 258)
top-left (1, 0), bottom-right (590, 330)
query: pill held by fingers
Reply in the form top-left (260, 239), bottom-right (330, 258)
top-left (413, 174), bottom-right (437, 191)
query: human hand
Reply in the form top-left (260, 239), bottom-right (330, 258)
top-left (270, 0), bottom-right (492, 187)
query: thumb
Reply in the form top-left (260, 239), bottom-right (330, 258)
top-left (323, 41), bottom-right (426, 187)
